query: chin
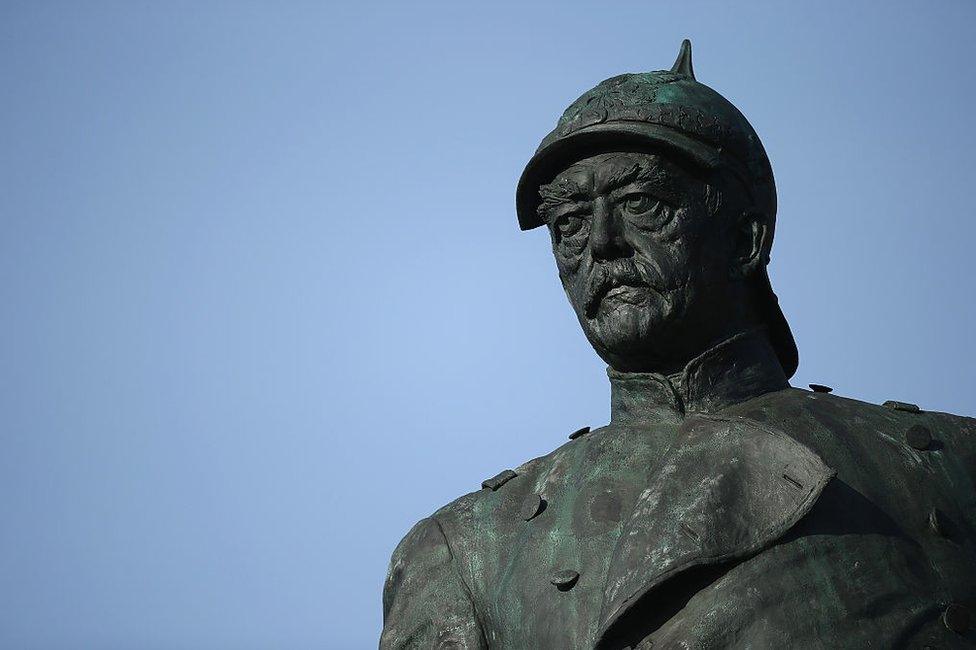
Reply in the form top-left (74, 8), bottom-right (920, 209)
top-left (583, 303), bottom-right (661, 360)
top-left (576, 288), bottom-right (687, 368)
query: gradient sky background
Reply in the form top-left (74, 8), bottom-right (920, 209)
top-left (2, 1), bottom-right (975, 648)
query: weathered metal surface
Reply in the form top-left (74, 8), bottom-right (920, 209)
top-left (383, 383), bottom-right (976, 648)
top-left (380, 40), bottom-right (976, 649)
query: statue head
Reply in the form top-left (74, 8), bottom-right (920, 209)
top-left (516, 40), bottom-right (797, 377)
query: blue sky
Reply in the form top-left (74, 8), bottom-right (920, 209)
top-left (2, 1), bottom-right (974, 647)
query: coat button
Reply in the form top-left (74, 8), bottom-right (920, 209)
top-left (520, 493), bottom-right (545, 521)
top-left (905, 425), bottom-right (932, 450)
top-left (809, 383), bottom-right (832, 393)
top-left (550, 569), bottom-right (580, 591)
top-left (943, 603), bottom-right (970, 634)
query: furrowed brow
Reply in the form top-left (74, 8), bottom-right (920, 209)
top-left (626, 164), bottom-right (681, 204)
top-left (601, 163), bottom-right (642, 192)
top-left (538, 178), bottom-right (589, 213)
top-left (634, 164), bottom-right (668, 185)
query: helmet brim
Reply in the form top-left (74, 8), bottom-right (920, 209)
top-left (516, 121), bottom-right (723, 231)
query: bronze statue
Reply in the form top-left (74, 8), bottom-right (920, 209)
top-left (380, 41), bottom-right (976, 648)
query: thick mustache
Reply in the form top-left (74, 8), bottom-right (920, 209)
top-left (584, 258), bottom-right (652, 317)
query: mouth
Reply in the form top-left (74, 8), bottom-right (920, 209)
top-left (585, 281), bottom-right (650, 318)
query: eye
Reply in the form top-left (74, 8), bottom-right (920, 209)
top-left (555, 213), bottom-right (586, 238)
top-left (621, 192), bottom-right (658, 215)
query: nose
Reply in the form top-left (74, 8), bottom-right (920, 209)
top-left (589, 197), bottom-right (630, 260)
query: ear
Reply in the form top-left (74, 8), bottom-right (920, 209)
top-left (730, 211), bottom-right (771, 280)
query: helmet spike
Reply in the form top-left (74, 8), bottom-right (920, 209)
top-left (670, 39), bottom-right (695, 79)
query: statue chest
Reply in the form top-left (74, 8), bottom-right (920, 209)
top-left (443, 414), bottom-right (836, 648)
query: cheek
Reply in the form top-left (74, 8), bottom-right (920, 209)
top-left (549, 249), bottom-right (586, 304)
top-left (627, 215), bottom-right (708, 288)
top-left (551, 236), bottom-right (587, 278)
top-left (561, 265), bottom-right (591, 308)
top-left (701, 230), bottom-right (737, 274)
top-left (628, 235), bottom-right (687, 288)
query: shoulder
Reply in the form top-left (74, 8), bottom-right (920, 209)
top-left (385, 517), bottom-right (451, 582)
top-left (430, 427), bottom-right (589, 531)
top-left (382, 428), bottom-right (593, 631)
top-left (389, 425), bottom-right (586, 536)
top-left (743, 386), bottom-right (976, 439)
top-left (391, 423), bottom-right (610, 580)
top-left (732, 387), bottom-right (976, 488)
top-left (381, 514), bottom-right (488, 648)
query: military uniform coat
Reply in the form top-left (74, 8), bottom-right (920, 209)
top-left (380, 331), bottom-right (976, 648)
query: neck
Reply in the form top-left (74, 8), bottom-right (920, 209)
top-left (608, 327), bottom-right (787, 424)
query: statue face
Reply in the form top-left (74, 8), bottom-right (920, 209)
top-left (539, 151), bottom-right (760, 372)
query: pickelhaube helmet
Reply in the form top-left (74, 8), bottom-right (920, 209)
top-left (516, 40), bottom-right (798, 378)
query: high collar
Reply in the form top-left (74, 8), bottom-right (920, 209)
top-left (608, 328), bottom-right (789, 424)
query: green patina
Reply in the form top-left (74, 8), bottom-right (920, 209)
top-left (380, 41), bottom-right (976, 649)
